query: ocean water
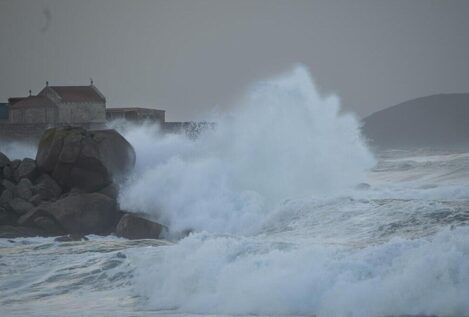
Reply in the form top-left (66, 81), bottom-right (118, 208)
top-left (1, 67), bottom-right (468, 317)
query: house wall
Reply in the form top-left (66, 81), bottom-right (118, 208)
top-left (9, 108), bottom-right (24, 123)
top-left (10, 104), bottom-right (104, 125)
top-left (47, 108), bottom-right (56, 123)
top-left (9, 107), bottom-right (57, 124)
top-left (24, 107), bottom-right (50, 123)
top-left (57, 103), bottom-right (71, 123)
top-left (57, 102), bottom-right (106, 124)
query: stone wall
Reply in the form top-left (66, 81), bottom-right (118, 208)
top-left (0, 122), bottom-right (49, 142)
top-left (106, 108), bottom-right (165, 124)
top-left (9, 103), bottom-right (104, 125)
top-left (0, 122), bottom-right (107, 142)
top-left (9, 107), bottom-right (57, 124)
top-left (58, 102), bottom-right (106, 124)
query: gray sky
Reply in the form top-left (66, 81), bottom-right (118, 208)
top-left (1, 0), bottom-right (468, 121)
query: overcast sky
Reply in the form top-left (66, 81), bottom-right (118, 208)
top-left (1, 0), bottom-right (468, 121)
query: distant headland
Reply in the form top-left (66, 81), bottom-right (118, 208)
top-left (362, 93), bottom-right (469, 149)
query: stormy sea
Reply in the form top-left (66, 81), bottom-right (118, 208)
top-left (1, 67), bottom-right (468, 317)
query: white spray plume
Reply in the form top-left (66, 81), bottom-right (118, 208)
top-left (118, 65), bottom-right (375, 235)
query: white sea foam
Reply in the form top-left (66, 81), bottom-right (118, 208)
top-left (119, 65), bottom-right (375, 235)
top-left (134, 227), bottom-right (469, 317)
top-left (123, 66), bottom-right (469, 316)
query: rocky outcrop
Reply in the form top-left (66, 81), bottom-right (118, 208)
top-left (97, 183), bottom-right (119, 200)
top-left (0, 152), bottom-right (10, 168)
top-left (18, 207), bottom-right (64, 235)
top-left (0, 127), bottom-right (167, 240)
top-left (0, 207), bottom-right (18, 226)
top-left (15, 158), bottom-right (38, 182)
top-left (0, 188), bottom-right (14, 205)
top-left (33, 174), bottom-right (62, 201)
top-left (36, 127), bottom-right (135, 192)
top-left (7, 197), bottom-right (34, 215)
top-left (0, 225), bottom-right (47, 238)
top-left (15, 178), bottom-right (33, 200)
top-left (116, 213), bottom-right (165, 239)
top-left (3, 165), bottom-right (14, 181)
top-left (45, 193), bottom-right (120, 235)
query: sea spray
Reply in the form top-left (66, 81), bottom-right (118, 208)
top-left (118, 65), bottom-right (375, 234)
top-left (134, 227), bottom-right (469, 316)
top-left (0, 140), bottom-right (36, 160)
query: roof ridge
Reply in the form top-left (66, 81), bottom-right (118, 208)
top-left (45, 85), bottom-right (105, 103)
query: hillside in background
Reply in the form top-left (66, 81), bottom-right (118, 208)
top-left (362, 93), bottom-right (469, 149)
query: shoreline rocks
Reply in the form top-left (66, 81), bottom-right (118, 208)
top-left (0, 127), bottom-right (165, 240)
top-left (36, 127), bottom-right (136, 192)
top-left (45, 192), bottom-right (120, 235)
top-left (54, 234), bottom-right (89, 242)
top-left (0, 225), bottom-right (48, 239)
top-left (116, 213), bottom-right (166, 240)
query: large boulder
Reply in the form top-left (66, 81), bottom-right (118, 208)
top-left (18, 208), bottom-right (49, 227)
top-left (0, 188), bottom-right (14, 206)
top-left (33, 174), bottom-right (62, 201)
top-left (2, 179), bottom-right (15, 192)
top-left (16, 178), bottom-right (33, 201)
top-left (0, 207), bottom-right (18, 226)
top-left (17, 207), bottom-right (64, 236)
top-left (15, 158), bottom-right (39, 182)
top-left (0, 225), bottom-right (47, 238)
top-left (33, 216), bottom-right (65, 235)
top-left (10, 159), bottom-right (21, 170)
top-left (97, 183), bottom-right (119, 200)
top-left (2, 165), bottom-right (14, 182)
top-left (116, 213), bottom-right (165, 239)
top-left (44, 192), bottom-right (120, 235)
top-left (36, 127), bottom-right (135, 192)
top-left (7, 198), bottom-right (34, 215)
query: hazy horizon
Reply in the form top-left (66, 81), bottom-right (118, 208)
top-left (1, 0), bottom-right (469, 121)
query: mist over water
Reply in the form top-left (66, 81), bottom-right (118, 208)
top-left (0, 141), bottom-right (36, 160)
top-left (119, 66), bottom-right (375, 235)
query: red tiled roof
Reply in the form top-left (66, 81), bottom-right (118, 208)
top-left (42, 86), bottom-right (105, 103)
top-left (11, 96), bottom-right (57, 109)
